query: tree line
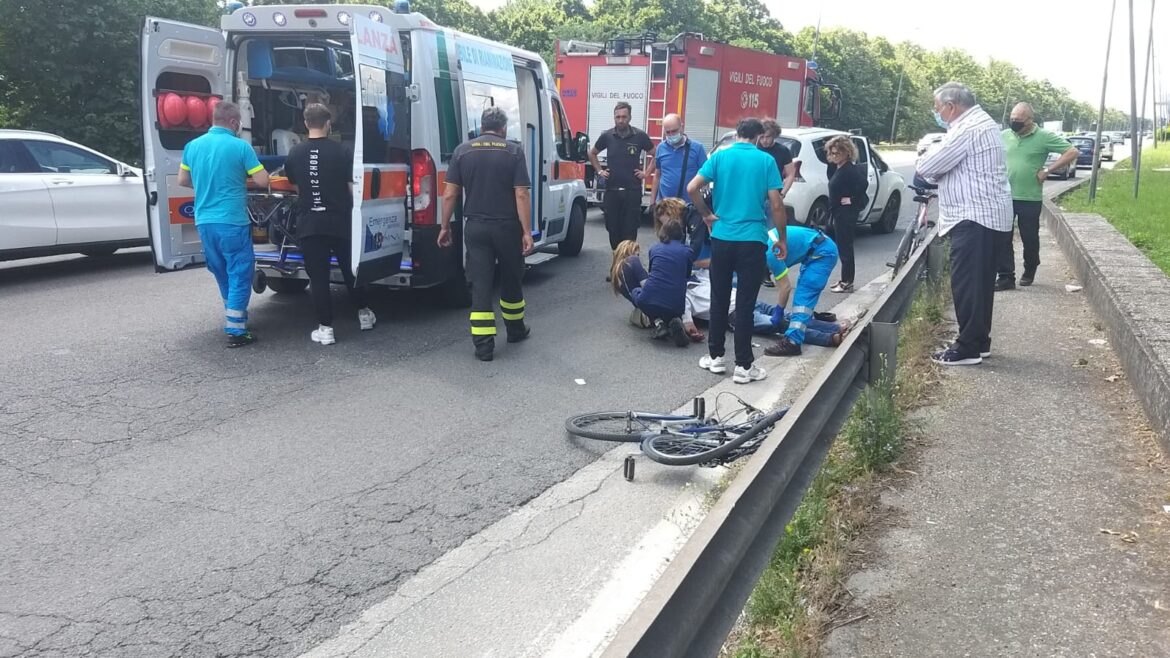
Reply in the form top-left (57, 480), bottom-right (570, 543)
top-left (0, 0), bottom-right (1137, 165)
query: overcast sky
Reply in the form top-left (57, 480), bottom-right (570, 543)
top-left (465, 0), bottom-right (1166, 117)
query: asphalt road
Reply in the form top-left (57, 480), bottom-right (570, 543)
top-left (0, 146), bottom-right (1095, 656)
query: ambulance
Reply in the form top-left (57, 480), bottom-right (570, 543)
top-left (554, 33), bottom-right (842, 206)
top-left (142, 3), bottom-right (591, 304)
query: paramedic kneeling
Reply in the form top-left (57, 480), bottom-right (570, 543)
top-left (438, 106), bottom-right (534, 362)
top-left (284, 103), bottom-right (376, 346)
top-left (763, 225), bottom-right (838, 357)
top-left (178, 100), bottom-right (269, 348)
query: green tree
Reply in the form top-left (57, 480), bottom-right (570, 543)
top-left (0, 0), bottom-right (220, 163)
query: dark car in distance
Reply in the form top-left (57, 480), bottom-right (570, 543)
top-left (1069, 136), bottom-right (1097, 168)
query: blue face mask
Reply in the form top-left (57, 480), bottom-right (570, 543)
top-left (933, 110), bottom-right (949, 130)
top-left (665, 133), bottom-right (683, 145)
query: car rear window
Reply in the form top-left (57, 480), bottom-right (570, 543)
top-left (1070, 138), bottom-right (1093, 147)
top-left (777, 136), bottom-right (801, 159)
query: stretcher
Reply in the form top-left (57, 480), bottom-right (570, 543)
top-left (246, 175), bottom-right (298, 274)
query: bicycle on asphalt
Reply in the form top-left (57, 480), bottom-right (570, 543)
top-left (565, 393), bottom-right (790, 467)
top-left (888, 174), bottom-right (938, 275)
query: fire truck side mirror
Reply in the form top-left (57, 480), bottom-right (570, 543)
top-left (572, 132), bottom-right (590, 162)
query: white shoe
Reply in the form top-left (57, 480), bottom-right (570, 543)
top-left (358, 307), bottom-right (376, 331)
top-left (311, 325), bottom-right (336, 345)
top-left (733, 364), bottom-right (767, 384)
top-left (699, 355), bottom-right (727, 374)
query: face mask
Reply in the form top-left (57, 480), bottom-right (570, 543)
top-left (1009, 120), bottom-right (1028, 133)
top-left (933, 110), bottom-right (949, 130)
top-left (665, 133), bottom-right (683, 145)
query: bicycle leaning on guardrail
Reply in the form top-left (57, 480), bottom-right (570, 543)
top-left (888, 175), bottom-right (938, 274)
top-left (565, 394), bottom-right (790, 467)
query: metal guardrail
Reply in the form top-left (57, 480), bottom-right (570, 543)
top-left (602, 229), bottom-right (943, 658)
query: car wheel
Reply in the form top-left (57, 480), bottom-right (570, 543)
top-left (81, 248), bottom-right (118, 258)
top-left (558, 202), bottom-right (586, 257)
top-left (807, 198), bottom-right (830, 230)
top-left (1067, 166), bottom-right (1076, 179)
top-left (871, 193), bottom-right (900, 234)
top-left (266, 277), bottom-right (309, 294)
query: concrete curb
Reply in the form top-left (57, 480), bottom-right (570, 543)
top-left (1043, 180), bottom-right (1170, 449)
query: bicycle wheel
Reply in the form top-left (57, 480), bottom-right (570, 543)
top-left (565, 411), bottom-right (697, 443)
top-left (641, 407), bottom-right (789, 466)
top-left (890, 224), bottom-right (916, 273)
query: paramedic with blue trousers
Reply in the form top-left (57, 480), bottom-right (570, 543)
top-left (687, 118), bottom-right (787, 385)
top-left (763, 225), bottom-right (839, 357)
top-left (438, 106), bottom-right (533, 362)
top-left (178, 100), bottom-right (269, 348)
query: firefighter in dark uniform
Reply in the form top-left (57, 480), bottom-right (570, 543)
top-left (438, 106), bottom-right (534, 361)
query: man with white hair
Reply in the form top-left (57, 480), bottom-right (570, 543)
top-left (179, 100), bottom-right (269, 348)
top-left (647, 113), bottom-right (707, 206)
top-left (916, 82), bottom-right (1013, 366)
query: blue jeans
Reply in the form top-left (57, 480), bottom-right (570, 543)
top-left (749, 302), bottom-right (840, 347)
top-left (197, 223), bottom-right (254, 336)
top-left (786, 242), bottom-right (838, 345)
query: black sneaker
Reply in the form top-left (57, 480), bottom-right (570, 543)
top-left (667, 317), bottom-right (689, 347)
top-left (764, 337), bottom-right (802, 357)
top-left (995, 278), bottom-right (1016, 292)
top-left (931, 347), bottom-right (982, 366)
top-left (650, 320), bottom-right (670, 340)
top-left (226, 332), bottom-right (257, 348)
top-left (1019, 270), bottom-right (1035, 287)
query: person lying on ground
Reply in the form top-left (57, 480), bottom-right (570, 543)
top-left (610, 201), bottom-right (694, 346)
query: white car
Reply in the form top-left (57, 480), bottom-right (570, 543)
top-left (917, 132), bottom-right (946, 155)
top-left (714, 127), bottom-right (906, 233)
top-left (0, 129), bottom-right (147, 261)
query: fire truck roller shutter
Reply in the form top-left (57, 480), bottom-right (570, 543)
top-left (683, 68), bottom-right (718, 151)
top-left (776, 79), bottom-right (801, 128)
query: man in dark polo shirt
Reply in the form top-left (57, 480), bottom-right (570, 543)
top-left (588, 101), bottom-right (654, 252)
top-left (438, 106), bottom-right (533, 362)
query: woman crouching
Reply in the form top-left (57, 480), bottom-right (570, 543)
top-left (610, 198), bottom-right (694, 347)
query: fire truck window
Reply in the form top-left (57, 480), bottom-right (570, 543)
top-left (463, 81), bottom-right (520, 141)
top-left (360, 64), bottom-right (410, 164)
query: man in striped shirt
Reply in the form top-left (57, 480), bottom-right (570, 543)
top-left (916, 82), bottom-right (1013, 366)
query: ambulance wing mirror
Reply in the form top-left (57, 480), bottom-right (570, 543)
top-left (572, 132), bottom-right (590, 162)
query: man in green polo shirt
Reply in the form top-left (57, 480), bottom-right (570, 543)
top-left (178, 100), bottom-right (269, 347)
top-left (997, 102), bottom-right (1079, 289)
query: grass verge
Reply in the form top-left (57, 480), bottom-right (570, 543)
top-left (1060, 145), bottom-right (1170, 275)
top-left (722, 274), bottom-right (951, 658)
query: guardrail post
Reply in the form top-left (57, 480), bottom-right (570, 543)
top-left (868, 321), bottom-right (899, 384)
top-left (927, 239), bottom-right (944, 289)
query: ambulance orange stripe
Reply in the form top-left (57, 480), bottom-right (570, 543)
top-left (362, 170), bottom-right (408, 200)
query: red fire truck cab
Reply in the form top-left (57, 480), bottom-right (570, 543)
top-left (555, 32), bottom-right (842, 203)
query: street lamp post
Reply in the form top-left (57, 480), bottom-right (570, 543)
top-left (1090, 0), bottom-right (1119, 204)
top-left (890, 65), bottom-right (906, 143)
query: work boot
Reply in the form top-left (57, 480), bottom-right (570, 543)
top-left (505, 321), bottom-right (531, 344)
top-left (227, 331), bottom-right (257, 348)
top-left (995, 277), bottom-right (1016, 292)
top-left (474, 336), bottom-right (495, 361)
top-left (1019, 269), bottom-right (1036, 287)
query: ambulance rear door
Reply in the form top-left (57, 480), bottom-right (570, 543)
top-left (349, 15), bottom-right (409, 286)
top-left (141, 17), bottom-right (228, 272)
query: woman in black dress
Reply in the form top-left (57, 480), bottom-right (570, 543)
top-left (824, 135), bottom-right (868, 293)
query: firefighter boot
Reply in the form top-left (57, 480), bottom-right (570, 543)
top-left (474, 336), bottom-right (495, 361)
top-left (505, 320), bottom-right (531, 344)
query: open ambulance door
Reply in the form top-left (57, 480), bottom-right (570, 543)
top-left (350, 15), bottom-right (408, 286)
top-left (141, 18), bottom-right (228, 272)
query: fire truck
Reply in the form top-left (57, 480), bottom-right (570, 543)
top-left (554, 32), bottom-right (841, 204)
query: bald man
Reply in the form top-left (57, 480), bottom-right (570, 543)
top-left (997, 102), bottom-right (1079, 289)
top-left (647, 113), bottom-right (707, 206)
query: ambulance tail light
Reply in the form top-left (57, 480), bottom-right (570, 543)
top-left (412, 149), bottom-right (436, 226)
